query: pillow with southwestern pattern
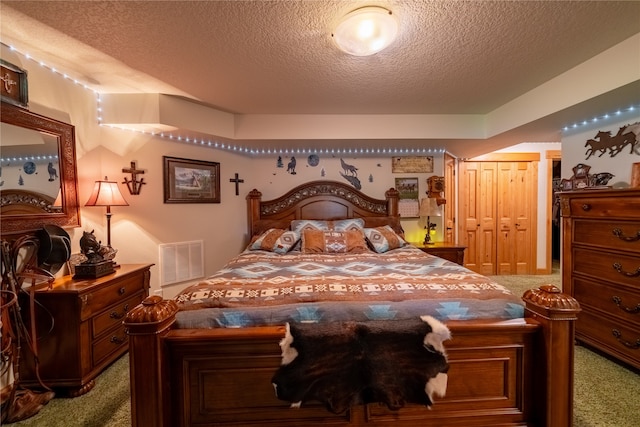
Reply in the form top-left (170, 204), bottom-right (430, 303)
top-left (362, 216), bottom-right (405, 238)
top-left (291, 218), bottom-right (365, 234)
top-left (364, 225), bottom-right (407, 253)
top-left (249, 229), bottom-right (300, 254)
top-left (301, 229), bottom-right (370, 254)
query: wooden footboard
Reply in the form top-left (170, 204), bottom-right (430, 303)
top-left (125, 286), bottom-right (579, 427)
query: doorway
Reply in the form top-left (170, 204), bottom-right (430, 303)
top-left (552, 159), bottom-right (562, 262)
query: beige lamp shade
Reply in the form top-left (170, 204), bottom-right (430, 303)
top-left (419, 198), bottom-right (442, 218)
top-left (84, 177), bottom-right (128, 247)
top-left (85, 178), bottom-right (129, 207)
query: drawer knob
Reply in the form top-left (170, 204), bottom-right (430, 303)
top-left (119, 287), bottom-right (126, 295)
top-left (612, 262), bottom-right (640, 278)
top-left (109, 304), bottom-right (129, 319)
top-left (612, 296), bottom-right (640, 314)
top-left (581, 204), bottom-right (591, 211)
top-left (110, 335), bottom-right (126, 345)
top-left (612, 228), bottom-right (640, 242)
top-left (611, 329), bottom-right (640, 350)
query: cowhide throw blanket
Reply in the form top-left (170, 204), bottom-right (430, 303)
top-left (271, 316), bottom-right (450, 414)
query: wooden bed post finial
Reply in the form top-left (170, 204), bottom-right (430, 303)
top-left (124, 297), bottom-right (179, 427)
top-left (385, 187), bottom-right (400, 217)
top-left (247, 189), bottom-right (263, 239)
top-left (523, 285), bottom-right (581, 427)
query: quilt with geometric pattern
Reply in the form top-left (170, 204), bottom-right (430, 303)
top-left (174, 246), bottom-right (524, 329)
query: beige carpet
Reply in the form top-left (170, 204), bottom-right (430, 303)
top-left (10, 272), bottom-right (640, 426)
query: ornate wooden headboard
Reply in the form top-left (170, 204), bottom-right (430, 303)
top-left (246, 180), bottom-right (399, 237)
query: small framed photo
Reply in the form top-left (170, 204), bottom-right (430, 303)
top-left (0, 59), bottom-right (28, 108)
top-left (163, 156), bottom-right (220, 203)
top-left (560, 179), bottom-right (574, 191)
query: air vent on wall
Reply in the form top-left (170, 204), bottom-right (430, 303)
top-left (159, 240), bottom-right (204, 286)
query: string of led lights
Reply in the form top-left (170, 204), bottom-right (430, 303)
top-left (5, 44), bottom-right (638, 155)
top-left (562, 106), bottom-right (638, 133)
top-left (0, 155), bottom-right (59, 165)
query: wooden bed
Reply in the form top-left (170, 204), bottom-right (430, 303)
top-left (125, 180), bottom-right (580, 427)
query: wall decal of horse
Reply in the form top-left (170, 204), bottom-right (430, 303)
top-left (585, 124), bottom-right (638, 159)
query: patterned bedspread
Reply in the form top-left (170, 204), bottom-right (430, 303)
top-left (174, 246), bottom-right (524, 328)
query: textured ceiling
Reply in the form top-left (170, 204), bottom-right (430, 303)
top-left (2, 1), bottom-right (640, 157)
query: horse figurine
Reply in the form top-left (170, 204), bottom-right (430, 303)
top-left (79, 230), bottom-right (104, 264)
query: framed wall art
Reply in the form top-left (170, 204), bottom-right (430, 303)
top-left (1, 59), bottom-right (28, 108)
top-left (395, 177), bottom-right (419, 218)
top-left (391, 156), bottom-right (434, 173)
top-left (163, 156), bottom-right (220, 203)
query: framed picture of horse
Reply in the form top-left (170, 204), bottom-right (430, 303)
top-left (163, 156), bottom-right (220, 203)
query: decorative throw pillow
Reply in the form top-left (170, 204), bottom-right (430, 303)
top-left (362, 216), bottom-right (405, 238)
top-left (291, 218), bottom-right (365, 234)
top-left (301, 229), bottom-right (369, 254)
top-left (364, 225), bottom-right (407, 253)
top-left (249, 229), bottom-right (300, 254)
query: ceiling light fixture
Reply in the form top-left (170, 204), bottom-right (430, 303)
top-left (332, 6), bottom-right (398, 56)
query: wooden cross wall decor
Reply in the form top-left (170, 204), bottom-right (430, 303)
top-left (122, 161), bottom-right (146, 195)
top-left (229, 173), bottom-right (244, 196)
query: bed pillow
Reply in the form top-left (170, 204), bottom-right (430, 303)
top-left (362, 216), bottom-right (405, 238)
top-left (301, 229), bottom-right (370, 254)
top-left (364, 225), bottom-right (407, 253)
top-left (252, 219), bottom-right (292, 236)
top-left (249, 229), bottom-right (300, 254)
top-left (291, 218), bottom-right (365, 234)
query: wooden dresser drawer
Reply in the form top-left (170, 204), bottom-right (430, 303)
top-left (573, 277), bottom-right (640, 326)
top-left (19, 264), bottom-right (153, 396)
top-left (573, 220), bottom-right (640, 253)
top-left (83, 274), bottom-right (146, 319)
top-left (576, 310), bottom-right (640, 370)
top-left (573, 247), bottom-right (640, 288)
top-left (92, 323), bottom-right (128, 366)
top-left (568, 196), bottom-right (640, 219)
top-left (92, 292), bottom-right (145, 339)
top-left (561, 189), bottom-right (640, 370)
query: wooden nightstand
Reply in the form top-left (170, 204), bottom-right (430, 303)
top-left (410, 242), bottom-right (466, 266)
top-left (19, 264), bottom-right (153, 396)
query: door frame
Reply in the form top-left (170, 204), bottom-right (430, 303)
top-left (544, 150), bottom-right (562, 274)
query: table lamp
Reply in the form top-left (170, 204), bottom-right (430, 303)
top-left (84, 176), bottom-right (129, 250)
top-left (419, 198), bottom-right (442, 245)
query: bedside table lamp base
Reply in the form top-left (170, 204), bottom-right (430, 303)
top-left (419, 198), bottom-right (441, 246)
top-left (423, 219), bottom-right (436, 245)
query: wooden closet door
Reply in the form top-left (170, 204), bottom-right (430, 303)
top-left (460, 156), bottom-right (538, 275)
top-left (459, 161), bottom-right (498, 275)
top-left (496, 161), bottom-right (536, 274)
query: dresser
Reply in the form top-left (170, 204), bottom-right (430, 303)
top-left (410, 242), bottom-right (466, 266)
top-left (559, 189), bottom-right (640, 370)
top-left (19, 264), bottom-right (153, 396)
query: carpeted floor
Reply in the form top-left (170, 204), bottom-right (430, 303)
top-left (9, 271), bottom-right (640, 426)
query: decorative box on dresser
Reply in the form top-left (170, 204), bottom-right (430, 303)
top-left (559, 188), bottom-right (640, 370)
top-left (19, 264), bottom-right (153, 396)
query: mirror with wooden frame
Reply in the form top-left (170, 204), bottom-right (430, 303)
top-left (0, 102), bottom-right (80, 236)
